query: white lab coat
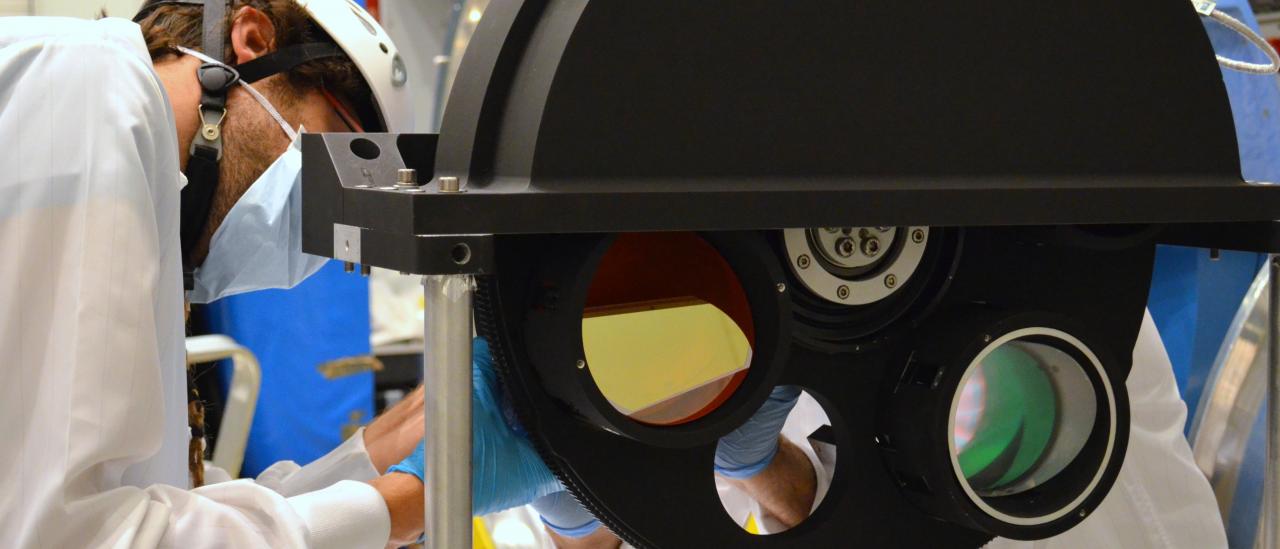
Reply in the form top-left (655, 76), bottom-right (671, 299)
top-left (0, 17), bottom-right (389, 548)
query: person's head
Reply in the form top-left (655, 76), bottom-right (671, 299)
top-left (136, 0), bottom-right (409, 264)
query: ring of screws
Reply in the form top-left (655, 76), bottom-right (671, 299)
top-left (912, 229), bottom-right (926, 243)
top-left (884, 274), bottom-right (897, 288)
top-left (797, 254), bottom-right (811, 269)
top-left (837, 285), bottom-right (851, 299)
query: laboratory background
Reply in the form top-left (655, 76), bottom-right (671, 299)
top-left (6, 0), bottom-right (1280, 547)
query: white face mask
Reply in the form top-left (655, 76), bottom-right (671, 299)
top-left (179, 46), bottom-right (327, 304)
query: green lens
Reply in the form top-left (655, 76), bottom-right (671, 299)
top-left (953, 339), bottom-right (1096, 497)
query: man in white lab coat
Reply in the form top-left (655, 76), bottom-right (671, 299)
top-left (0, 1), bottom-right (560, 547)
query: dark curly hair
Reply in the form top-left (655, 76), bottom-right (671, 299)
top-left (135, 0), bottom-right (375, 128)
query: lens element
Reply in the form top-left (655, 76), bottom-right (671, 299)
top-left (582, 233), bottom-right (754, 426)
top-left (952, 339), bottom-right (1097, 497)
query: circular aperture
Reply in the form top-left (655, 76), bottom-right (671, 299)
top-left (349, 137), bottom-right (381, 160)
top-left (948, 329), bottom-right (1114, 525)
top-left (582, 233), bottom-right (755, 426)
top-left (451, 243), bottom-right (471, 265)
top-left (714, 387), bottom-right (835, 535)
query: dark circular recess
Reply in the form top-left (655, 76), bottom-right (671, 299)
top-left (451, 243), bottom-right (472, 265)
top-left (521, 231), bottom-right (791, 448)
top-left (349, 137), bottom-right (381, 160)
top-left (775, 228), bottom-right (963, 353)
top-left (878, 310), bottom-right (1129, 540)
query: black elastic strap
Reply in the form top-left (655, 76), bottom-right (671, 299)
top-left (178, 0), bottom-right (235, 290)
top-left (202, 0), bottom-right (226, 63)
top-left (180, 145), bottom-right (221, 288)
top-left (235, 42), bottom-right (346, 83)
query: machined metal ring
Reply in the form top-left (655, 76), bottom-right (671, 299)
top-left (948, 327), bottom-right (1117, 526)
top-left (784, 226), bottom-right (929, 306)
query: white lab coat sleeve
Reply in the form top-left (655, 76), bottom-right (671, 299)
top-left (208, 427), bottom-right (382, 497)
top-left (987, 311), bottom-right (1227, 549)
top-left (0, 21), bottom-right (390, 549)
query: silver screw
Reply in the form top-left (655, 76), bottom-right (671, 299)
top-left (438, 176), bottom-right (461, 193)
top-left (395, 168), bottom-right (418, 187)
top-left (884, 274), bottom-right (897, 288)
top-left (912, 229), bottom-right (926, 243)
top-left (837, 285), bottom-right (851, 299)
top-left (982, 334), bottom-right (993, 343)
top-left (576, 359), bottom-right (586, 370)
top-left (776, 283), bottom-right (787, 293)
top-left (797, 254), bottom-right (811, 269)
top-left (862, 237), bottom-right (882, 257)
top-left (823, 227), bottom-right (840, 234)
top-left (835, 237), bottom-right (856, 258)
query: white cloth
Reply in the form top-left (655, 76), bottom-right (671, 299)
top-left (988, 311), bottom-right (1227, 549)
top-left (0, 17), bottom-right (389, 548)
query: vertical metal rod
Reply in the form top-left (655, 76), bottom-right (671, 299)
top-left (423, 274), bottom-right (474, 549)
top-left (1267, 256), bottom-right (1280, 549)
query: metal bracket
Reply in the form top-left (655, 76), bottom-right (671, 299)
top-left (334, 224), bottom-right (362, 264)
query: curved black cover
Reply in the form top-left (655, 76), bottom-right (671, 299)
top-left (410, 0), bottom-right (1280, 235)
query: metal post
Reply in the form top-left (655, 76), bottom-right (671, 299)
top-left (423, 274), bottom-right (474, 549)
top-left (1268, 256), bottom-right (1280, 549)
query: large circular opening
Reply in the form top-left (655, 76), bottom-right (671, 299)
top-left (582, 233), bottom-right (754, 426)
top-left (714, 387), bottom-right (835, 535)
top-left (949, 331), bottom-right (1105, 515)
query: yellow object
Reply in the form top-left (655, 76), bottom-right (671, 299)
top-left (744, 512), bottom-right (760, 535)
top-left (582, 298), bottom-right (751, 423)
top-left (473, 517), bottom-right (495, 549)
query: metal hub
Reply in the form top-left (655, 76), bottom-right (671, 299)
top-left (785, 226), bottom-right (929, 306)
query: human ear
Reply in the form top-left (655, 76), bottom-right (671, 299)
top-left (229, 6), bottom-right (276, 65)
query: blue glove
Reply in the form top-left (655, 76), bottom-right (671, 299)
top-left (531, 491), bottom-right (602, 538)
top-left (713, 385), bottom-right (803, 479)
top-left (389, 338), bottom-right (563, 516)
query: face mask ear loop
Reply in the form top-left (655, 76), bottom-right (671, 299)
top-left (175, 45), bottom-right (300, 141)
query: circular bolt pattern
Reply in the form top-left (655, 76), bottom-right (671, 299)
top-left (912, 229), bottom-right (926, 243)
top-left (884, 274), bottom-right (898, 288)
top-left (797, 254), bottom-right (812, 269)
top-left (837, 285), bottom-right (851, 299)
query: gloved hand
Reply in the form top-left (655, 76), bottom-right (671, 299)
top-left (531, 490), bottom-right (602, 539)
top-left (388, 338), bottom-right (563, 516)
top-left (713, 385), bottom-right (803, 479)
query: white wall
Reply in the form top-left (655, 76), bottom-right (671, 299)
top-left (31, 0), bottom-right (141, 18)
top-left (379, 0), bottom-right (454, 132)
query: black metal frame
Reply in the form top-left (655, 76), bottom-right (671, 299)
top-left (299, 1), bottom-right (1280, 547)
